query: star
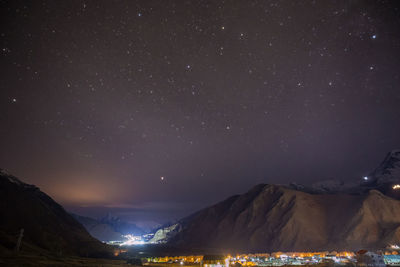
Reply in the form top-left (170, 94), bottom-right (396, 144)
top-left (1, 0), bottom-right (400, 230)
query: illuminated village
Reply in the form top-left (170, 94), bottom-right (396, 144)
top-left (106, 182), bottom-right (400, 266)
top-left (109, 245), bottom-right (400, 266)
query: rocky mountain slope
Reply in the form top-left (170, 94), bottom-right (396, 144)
top-left (166, 150), bottom-right (400, 252)
top-left (0, 169), bottom-right (112, 257)
top-left (149, 223), bottom-right (182, 244)
top-left (169, 184), bottom-right (400, 252)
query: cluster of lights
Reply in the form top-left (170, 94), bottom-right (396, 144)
top-left (203, 258), bottom-right (229, 267)
top-left (119, 234), bottom-right (146, 246)
top-left (393, 184), bottom-right (400, 190)
top-left (148, 251), bottom-right (394, 266)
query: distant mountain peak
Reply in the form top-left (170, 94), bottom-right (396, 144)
top-left (370, 149), bottom-right (400, 178)
top-left (71, 213), bottom-right (125, 242)
top-left (101, 213), bottom-right (121, 223)
top-left (98, 213), bottom-right (143, 236)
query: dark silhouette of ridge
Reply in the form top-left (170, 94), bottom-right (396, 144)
top-left (0, 169), bottom-right (112, 257)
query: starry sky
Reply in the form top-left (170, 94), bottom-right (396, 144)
top-left (1, 0), bottom-right (400, 228)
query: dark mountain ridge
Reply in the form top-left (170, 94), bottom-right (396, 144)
top-left (0, 169), bottom-right (112, 257)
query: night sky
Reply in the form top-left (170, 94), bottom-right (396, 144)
top-left (1, 0), bottom-right (400, 228)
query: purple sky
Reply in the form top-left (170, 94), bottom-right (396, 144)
top-left (1, 0), bottom-right (400, 227)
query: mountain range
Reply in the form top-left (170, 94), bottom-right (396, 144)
top-left (72, 213), bottom-right (144, 242)
top-left (71, 214), bottom-right (125, 243)
top-left (1, 150), bottom-right (399, 254)
top-left (160, 150), bottom-right (400, 252)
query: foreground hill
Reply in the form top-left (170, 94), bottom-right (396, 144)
top-left (0, 169), bottom-right (112, 257)
top-left (167, 150), bottom-right (400, 252)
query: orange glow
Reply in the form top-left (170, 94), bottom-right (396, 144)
top-left (44, 171), bottom-right (132, 206)
top-left (114, 249), bottom-right (127, 256)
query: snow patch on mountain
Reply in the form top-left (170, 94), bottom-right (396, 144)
top-left (149, 223), bottom-right (181, 244)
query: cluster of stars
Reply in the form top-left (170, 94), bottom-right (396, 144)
top-left (1, 0), bottom-right (399, 224)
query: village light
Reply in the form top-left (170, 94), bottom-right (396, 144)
top-left (225, 258), bottom-right (229, 267)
